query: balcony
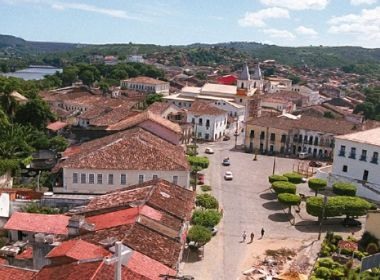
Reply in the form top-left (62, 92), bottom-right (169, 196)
top-left (339, 150), bottom-right (345, 157)
top-left (348, 153), bottom-right (356, 159)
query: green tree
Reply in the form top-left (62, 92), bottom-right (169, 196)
top-left (323, 111), bottom-right (335, 119)
top-left (278, 193), bottom-right (301, 214)
top-left (191, 209), bottom-right (221, 227)
top-left (49, 136), bottom-right (69, 152)
top-left (79, 69), bottom-right (95, 86)
top-left (61, 66), bottom-right (79, 86)
top-left (15, 99), bottom-right (55, 130)
top-left (268, 174), bottom-right (288, 184)
top-left (272, 181), bottom-right (297, 194)
top-left (146, 94), bottom-right (163, 106)
top-left (0, 124), bottom-right (34, 159)
top-left (308, 178), bottom-right (327, 196)
top-left (187, 225), bottom-right (212, 246)
top-left (283, 173), bottom-right (303, 184)
top-left (332, 182), bottom-right (357, 196)
top-left (196, 193), bottom-right (219, 209)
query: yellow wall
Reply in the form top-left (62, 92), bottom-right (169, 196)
top-left (245, 123), bottom-right (288, 152)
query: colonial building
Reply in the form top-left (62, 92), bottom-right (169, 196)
top-left (53, 128), bottom-right (190, 193)
top-left (120, 76), bottom-right (170, 95)
top-left (332, 128), bottom-right (380, 188)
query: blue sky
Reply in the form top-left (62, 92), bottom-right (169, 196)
top-left (1, 0), bottom-right (379, 47)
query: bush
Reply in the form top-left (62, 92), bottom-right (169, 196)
top-left (187, 225), bottom-right (212, 246)
top-left (278, 193), bottom-right (301, 213)
top-left (318, 257), bottom-right (335, 268)
top-left (359, 231), bottom-right (379, 251)
top-left (354, 250), bottom-right (365, 260)
top-left (272, 181), bottom-right (297, 194)
top-left (366, 243), bottom-right (379, 255)
top-left (191, 209), bottom-right (221, 227)
top-left (196, 193), bottom-right (219, 209)
top-left (268, 175), bottom-right (288, 183)
top-left (200, 185), bottom-right (212, 192)
top-left (315, 267), bottom-right (331, 278)
top-left (187, 156), bottom-right (209, 169)
top-left (283, 172), bottom-right (303, 184)
top-left (308, 178), bottom-right (327, 196)
top-left (332, 182), bottom-right (357, 196)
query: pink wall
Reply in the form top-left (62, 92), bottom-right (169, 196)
top-left (139, 120), bottom-right (180, 145)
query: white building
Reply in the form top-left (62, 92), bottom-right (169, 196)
top-left (332, 128), bottom-right (380, 188)
top-left (120, 76), bottom-right (170, 95)
top-left (186, 101), bottom-right (228, 141)
top-left (265, 77), bottom-right (292, 93)
top-left (127, 55), bottom-right (144, 63)
top-left (54, 128), bottom-right (190, 193)
top-left (291, 85), bottom-right (320, 106)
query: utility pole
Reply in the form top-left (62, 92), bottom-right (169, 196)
top-left (234, 117), bottom-right (238, 149)
top-left (318, 195), bottom-right (328, 240)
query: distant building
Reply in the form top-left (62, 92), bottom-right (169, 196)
top-left (120, 76), bottom-right (169, 95)
top-left (127, 55), bottom-right (144, 63)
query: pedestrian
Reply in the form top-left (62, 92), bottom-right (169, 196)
top-left (261, 228), bottom-right (265, 238)
top-left (250, 232), bottom-right (254, 243)
top-left (242, 231), bottom-right (247, 242)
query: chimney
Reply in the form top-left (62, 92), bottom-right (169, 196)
top-left (32, 233), bottom-right (54, 269)
top-left (67, 215), bottom-right (95, 237)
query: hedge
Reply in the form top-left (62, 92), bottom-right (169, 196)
top-left (283, 173), bottom-right (303, 184)
top-left (187, 225), bottom-right (212, 245)
top-left (306, 196), bottom-right (372, 218)
top-left (332, 182), bottom-right (357, 196)
top-left (278, 193), bottom-right (301, 213)
top-left (308, 178), bottom-right (327, 196)
top-left (200, 185), bottom-right (212, 192)
top-left (187, 156), bottom-right (209, 169)
top-left (196, 193), bottom-right (219, 209)
top-left (191, 209), bottom-right (221, 227)
top-left (268, 174), bottom-right (288, 183)
top-left (272, 181), bottom-right (297, 194)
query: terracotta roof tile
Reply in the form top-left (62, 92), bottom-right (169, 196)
top-left (187, 100), bottom-right (227, 116)
top-left (86, 208), bottom-right (140, 230)
top-left (15, 246), bottom-right (33, 260)
top-left (4, 212), bottom-right (69, 235)
top-left (0, 265), bottom-right (36, 280)
top-left (58, 128), bottom-right (189, 171)
top-left (146, 102), bottom-right (172, 115)
top-left (46, 240), bottom-right (109, 260)
top-left (46, 121), bottom-right (68, 131)
top-left (122, 76), bottom-right (168, 85)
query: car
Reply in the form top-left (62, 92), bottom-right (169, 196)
top-left (222, 158), bottom-right (230, 166)
top-left (223, 135), bottom-right (230, 141)
top-left (309, 161), bottom-right (323, 167)
top-left (299, 152), bottom-right (309, 159)
top-left (342, 218), bottom-right (362, 228)
top-left (197, 173), bottom-right (205, 185)
top-left (234, 131), bottom-right (239, 136)
top-left (205, 147), bottom-right (214, 154)
top-left (224, 171), bottom-right (233, 180)
top-left (208, 226), bottom-right (218, 236)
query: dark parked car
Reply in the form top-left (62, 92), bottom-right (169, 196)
top-left (342, 218), bottom-right (362, 227)
top-left (222, 158), bottom-right (230, 166)
top-left (223, 135), bottom-right (230, 141)
top-left (309, 161), bottom-right (323, 167)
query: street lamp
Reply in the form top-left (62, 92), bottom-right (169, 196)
top-left (234, 117), bottom-right (238, 149)
top-left (318, 195), bottom-right (328, 240)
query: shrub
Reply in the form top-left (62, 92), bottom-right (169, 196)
top-left (359, 231), bottom-right (379, 251)
top-left (308, 178), bottom-right (327, 196)
top-left (331, 268), bottom-right (345, 278)
top-left (187, 225), bottom-right (212, 246)
top-left (191, 209), bottom-right (221, 227)
top-left (187, 156), bottom-right (209, 169)
top-left (366, 243), bottom-right (379, 255)
top-left (196, 194), bottom-right (219, 209)
top-left (268, 175), bottom-right (288, 183)
top-left (200, 185), bottom-right (212, 192)
top-left (272, 181), bottom-right (297, 194)
top-left (315, 267), bottom-right (331, 279)
top-left (318, 257), bottom-right (335, 268)
top-left (354, 250), bottom-right (365, 260)
top-left (332, 182), bottom-right (357, 196)
top-left (278, 193), bottom-right (301, 213)
top-left (283, 172), bottom-right (303, 184)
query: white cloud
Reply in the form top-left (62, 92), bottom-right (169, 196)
top-left (328, 6), bottom-right (380, 44)
top-left (350, 0), bottom-right (377, 5)
top-left (263, 28), bottom-right (295, 39)
top-left (295, 26), bottom-right (318, 36)
top-left (238, 7), bottom-right (289, 27)
top-left (260, 0), bottom-right (329, 10)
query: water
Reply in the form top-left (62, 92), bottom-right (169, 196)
top-left (3, 66), bottom-right (63, 80)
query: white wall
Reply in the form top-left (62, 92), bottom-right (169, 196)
top-left (187, 113), bottom-right (227, 141)
top-left (60, 168), bottom-right (190, 193)
top-left (332, 138), bottom-right (380, 186)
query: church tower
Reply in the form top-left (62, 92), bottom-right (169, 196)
top-left (251, 63), bottom-right (263, 92)
top-left (237, 63), bottom-right (252, 92)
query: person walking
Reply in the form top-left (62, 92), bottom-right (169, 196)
top-left (261, 228), bottom-right (265, 239)
top-left (242, 231), bottom-right (247, 242)
top-left (250, 232), bottom-right (254, 243)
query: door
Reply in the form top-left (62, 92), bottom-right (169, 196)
top-left (363, 170), bottom-right (369, 181)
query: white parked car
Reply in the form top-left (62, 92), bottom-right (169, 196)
top-left (224, 171), bottom-right (233, 180)
top-left (205, 147), bottom-right (214, 154)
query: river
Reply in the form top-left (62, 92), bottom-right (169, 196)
top-left (2, 66), bottom-right (63, 80)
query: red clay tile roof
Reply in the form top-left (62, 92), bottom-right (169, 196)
top-left (86, 208), bottom-right (140, 230)
top-left (46, 121), bottom-right (68, 131)
top-left (4, 212), bottom-right (69, 235)
top-left (123, 76), bottom-right (168, 85)
top-left (106, 110), bottom-right (182, 134)
top-left (147, 102), bottom-right (177, 115)
top-left (0, 265), bottom-right (36, 280)
top-left (187, 100), bottom-right (227, 116)
top-left (15, 246), bottom-right (33, 260)
top-left (58, 128), bottom-right (189, 171)
top-left (46, 240), bottom-right (109, 260)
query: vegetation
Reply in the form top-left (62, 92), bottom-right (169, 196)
top-left (354, 87), bottom-right (380, 121)
top-left (359, 232), bottom-right (379, 252)
top-left (268, 174), bottom-right (288, 184)
top-left (272, 181), bottom-right (297, 194)
top-left (332, 182), bottom-right (357, 196)
top-left (191, 209), bottom-right (222, 228)
top-left (22, 202), bottom-right (60, 214)
top-left (187, 225), bottom-right (212, 246)
top-left (277, 193), bottom-right (301, 214)
top-left (200, 185), bottom-right (212, 192)
top-left (283, 172), bottom-right (303, 184)
top-left (196, 193), bottom-right (219, 209)
top-left (187, 156), bottom-right (210, 169)
top-left (308, 178), bottom-right (327, 196)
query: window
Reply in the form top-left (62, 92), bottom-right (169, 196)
top-left (173, 176), bottom-right (178, 185)
top-left (281, 134), bottom-right (286, 143)
top-left (314, 137), bottom-right (319, 146)
top-left (139, 175), bottom-right (144, 184)
top-left (153, 174), bottom-right (158, 180)
top-left (360, 150), bottom-right (367, 161)
top-left (205, 133), bottom-right (209, 140)
top-left (108, 174), bottom-right (114, 185)
top-left (198, 118), bottom-right (203, 126)
top-left (198, 132), bottom-right (202, 138)
top-left (89, 174), bottom-right (95, 184)
top-left (206, 119), bottom-right (210, 127)
top-left (298, 135), bottom-right (303, 143)
top-left (240, 99), bottom-right (243, 103)
top-left (80, 173), bottom-right (86, 184)
top-left (349, 147), bottom-right (356, 159)
top-left (73, 173), bottom-right (78, 184)
top-left (260, 131), bottom-right (265, 140)
top-left (371, 152), bottom-right (378, 164)
top-left (293, 134), bottom-right (298, 142)
top-left (270, 133), bottom-right (275, 142)
top-left (191, 118), bottom-right (195, 124)
top-left (97, 174), bottom-right (103, 184)
top-left (363, 170), bottom-right (369, 181)
top-left (342, 165), bottom-right (348, 172)
top-left (339, 145), bottom-right (346, 157)
top-left (120, 174), bottom-right (127, 185)
top-left (309, 136), bottom-right (313, 145)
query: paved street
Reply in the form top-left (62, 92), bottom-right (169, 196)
top-left (181, 135), bottom-right (364, 280)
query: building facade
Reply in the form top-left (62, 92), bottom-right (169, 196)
top-left (120, 76), bottom-right (169, 95)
